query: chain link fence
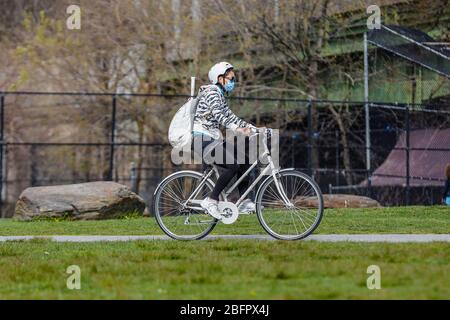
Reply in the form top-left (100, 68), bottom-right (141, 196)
top-left (0, 91), bottom-right (449, 217)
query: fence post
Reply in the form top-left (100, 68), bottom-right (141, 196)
top-left (364, 32), bottom-right (372, 198)
top-left (335, 130), bottom-right (340, 187)
top-left (405, 104), bottom-right (410, 205)
top-left (108, 95), bottom-right (117, 181)
top-left (30, 145), bottom-right (37, 186)
top-left (307, 100), bottom-right (312, 177)
top-left (130, 162), bottom-right (137, 193)
top-left (291, 133), bottom-right (294, 168)
top-left (0, 94), bottom-right (4, 218)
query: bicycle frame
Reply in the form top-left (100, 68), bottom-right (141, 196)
top-left (184, 129), bottom-right (293, 211)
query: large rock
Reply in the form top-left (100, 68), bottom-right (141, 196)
top-left (14, 181), bottom-right (146, 220)
top-left (295, 194), bottom-right (381, 208)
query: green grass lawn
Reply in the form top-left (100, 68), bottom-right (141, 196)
top-left (0, 206), bottom-right (448, 236)
top-left (0, 206), bottom-right (448, 299)
top-left (0, 239), bottom-right (448, 299)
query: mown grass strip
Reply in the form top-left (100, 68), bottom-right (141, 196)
top-left (0, 206), bottom-right (448, 236)
top-left (0, 240), bottom-right (448, 299)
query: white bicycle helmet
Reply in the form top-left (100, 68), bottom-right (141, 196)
top-left (208, 61), bottom-right (234, 84)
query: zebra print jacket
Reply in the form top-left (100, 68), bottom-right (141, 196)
top-left (192, 84), bottom-right (254, 140)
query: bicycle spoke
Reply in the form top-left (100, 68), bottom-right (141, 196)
top-left (155, 172), bottom-right (216, 240)
top-left (258, 171), bottom-right (323, 240)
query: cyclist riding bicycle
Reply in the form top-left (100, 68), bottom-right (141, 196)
top-left (155, 64), bottom-right (324, 240)
top-left (192, 61), bottom-right (263, 220)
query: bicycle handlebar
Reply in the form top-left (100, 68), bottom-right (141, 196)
top-left (250, 127), bottom-right (273, 137)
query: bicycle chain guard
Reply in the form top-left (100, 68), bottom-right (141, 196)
top-left (218, 201), bottom-right (239, 225)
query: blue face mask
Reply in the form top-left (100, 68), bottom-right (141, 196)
top-left (224, 79), bottom-right (235, 92)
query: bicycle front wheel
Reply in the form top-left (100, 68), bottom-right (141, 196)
top-left (153, 170), bottom-right (217, 240)
top-left (255, 170), bottom-right (323, 240)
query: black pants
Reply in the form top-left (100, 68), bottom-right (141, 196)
top-left (192, 135), bottom-right (253, 201)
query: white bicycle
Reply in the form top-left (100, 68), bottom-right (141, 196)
top-left (153, 128), bottom-right (324, 240)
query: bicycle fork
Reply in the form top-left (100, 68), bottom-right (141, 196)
top-left (268, 154), bottom-right (294, 208)
top-left (272, 171), bottom-right (294, 208)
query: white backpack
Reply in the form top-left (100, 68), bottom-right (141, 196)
top-left (168, 91), bottom-right (204, 149)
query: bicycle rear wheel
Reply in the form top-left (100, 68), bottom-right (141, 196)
top-left (255, 170), bottom-right (323, 240)
top-left (153, 170), bottom-right (217, 240)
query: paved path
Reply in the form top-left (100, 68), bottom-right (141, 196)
top-left (0, 234), bottom-right (449, 243)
